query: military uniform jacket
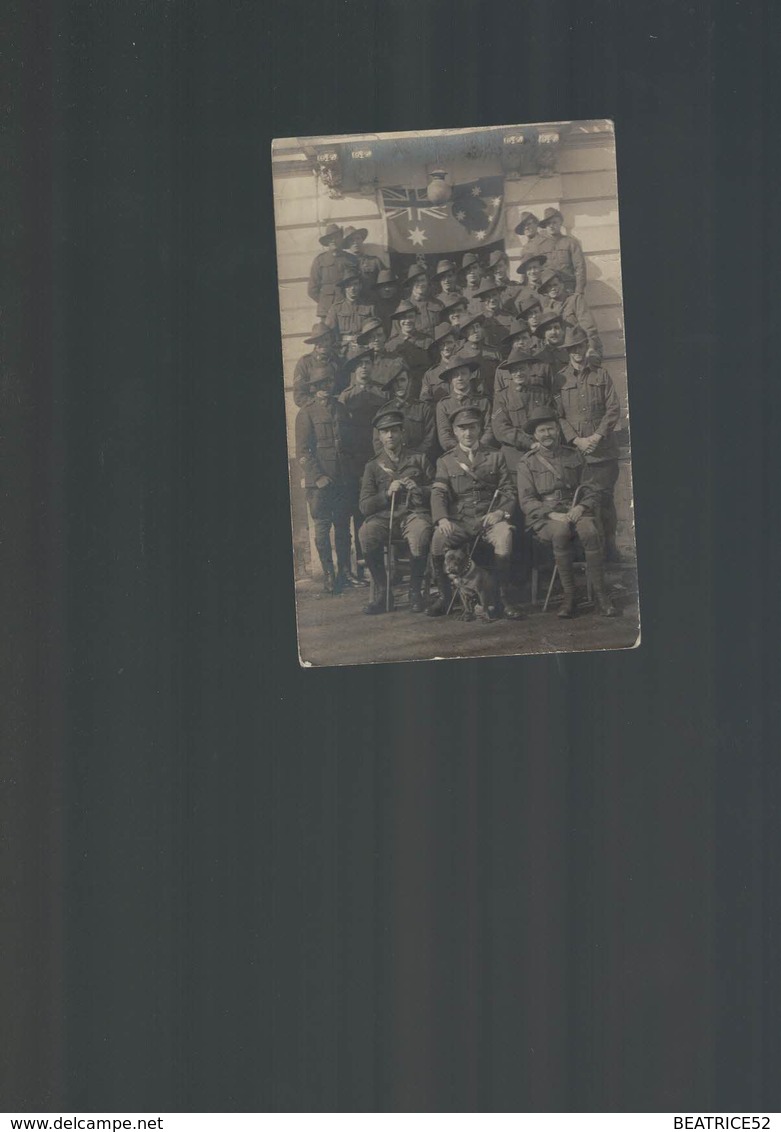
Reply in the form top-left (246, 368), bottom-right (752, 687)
top-left (370, 351), bottom-right (408, 389)
top-left (295, 397), bottom-right (356, 487)
top-left (339, 384), bottom-right (390, 458)
top-left (519, 231), bottom-right (553, 263)
top-left (551, 293), bottom-right (603, 356)
top-left (555, 363), bottom-right (621, 462)
top-left (458, 344), bottom-right (501, 399)
top-left (385, 331), bottom-right (434, 399)
top-left (371, 398), bottom-right (437, 462)
top-left (431, 445), bottom-right (516, 525)
top-left (493, 355), bottom-right (553, 398)
top-left (292, 352), bottom-right (345, 407)
top-left (436, 393), bottom-right (495, 453)
top-left (517, 445), bottom-right (596, 531)
top-left (543, 233), bottom-right (587, 293)
top-left (307, 250), bottom-right (357, 318)
top-left (359, 448), bottom-right (435, 519)
top-left (325, 299), bottom-right (376, 344)
top-left (461, 285), bottom-right (483, 315)
top-left (491, 384), bottom-right (558, 457)
top-left (497, 279), bottom-right (522, 314)
top-left (419, 360), bottom-right (454, 405)
top-left (411, 298), bottom-right (444, 336)
top-left (481, 313), bottom-right (514, 351)
top-left (435, 287), bottom-right (463, 307)
top-left (513, 283), bottom-right (543, 316)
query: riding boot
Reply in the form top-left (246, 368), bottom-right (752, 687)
top-left (586, 550), bottom-right (617, 617)
top-left (407, 555), bottom-right (427, 612)
top-left (495, 555), bottom-right (524, 620)
top-left (426, 555), bottom-right (452, 616)
top-left (554, 551), bottom-right (577, 618)
top-left (315, 533), bottom-right (336, 596)
top-left (363, 548), bottom-right (393, 614)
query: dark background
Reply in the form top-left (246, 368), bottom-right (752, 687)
top-left (2, 0), bottom-right (780, 1113)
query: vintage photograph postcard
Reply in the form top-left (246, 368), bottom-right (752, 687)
top-left (271, 120), bottom-right (640, 667)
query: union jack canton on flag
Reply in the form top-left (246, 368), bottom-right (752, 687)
top-left (380, 176), bottom-right (505, 257)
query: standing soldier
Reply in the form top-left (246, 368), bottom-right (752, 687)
top-left (340, 226), bottom-right (387, 298)
top-left (372, 268), bottom-right (402, 336)
top-left (359, 407), bottom-right (435, 614)
top-left (405, 264), bottom-right (443, 336)
top-left (517, 404), bottom-right (615, 617)
top-left (325, 272), bottom-right (376, 355)
top-left (533, 308), bottom-right (570, 373)
top-left (458, 253), bottom-right (484, 313)
top-left (514, 252), bottom-right (548, 315)
top-left (457, 313), bottom-right (502, 399)
top-left (488, 249), bottom-right (522, 314)
top-left (555, 326), bottom-right (622, 562)
top-left (385, 300), bottom-right (434, 400)
top-left (537, 269), bottom-right (603, 361)
top-left (428, 406), bottom-right (523, 619)
top-left (295, 368), bottom-right (358, 595)
top-left (537, 207), bottom-right (587, 295)
top-left (372, 368), bottom-right (438, 464)
top-left (420, 323), bottom-right (464, 405)
top-left (431, 258), bottom-right (462, 306)
top-left (435, 357), bottom-right (494, 453)
top-left (307, 223), bottom-right (354, 321)
top-left (514, 210), bottom-right (553, 262)
top-left (491, 345), bottom-right (556, 473)
top-left (293, 323), bottom-right (346, 407)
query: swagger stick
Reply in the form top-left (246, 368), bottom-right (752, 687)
top-left (386, 487), bottom-right (397, 613)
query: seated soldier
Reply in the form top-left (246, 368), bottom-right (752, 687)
top-left (340, 226), bottom-right (386, 298)
top-left (457, 312), bottom-right (501, 399)
top-left (293, 323), bottom-right (346, 407)
top-left (488, 249), bottom-right (522, 314)
top-left (406, 265), bottom-right (443, 336)
top-left (517, 404), bottom-right (616, 617)
top-left (359, 407), bottom-right (435, 614)
top-left (385, 300), bottom-right (434, 400)
top-left (473, 278), bottom-right (515, 349)
top-left (295, 367), bottom-right (358, 595)
top-left (537, 207), bottom-right (587, 295)
top-left (532, 307), bottom-right (570, 373)
top-left (307, 222), bottom-right (355, 321)
top-left (435, 356), bottom-right (494, 453)
top-left (537, 268), bottom-right (603, 361)
top-left (431, 258), bottom-right (462, 306)
top-left (355, 317), bottom-right (408, 388)
top-left (420, 323), bottom-right (463, 405)
top-left (325, 272), bottom-right (376, 355)
top-left (372, 368), bottom-right (437, 463)
top-left (458, 253), bottom-right (484, 313)
top-left (514, 252), bottom-right (548, 314)
top-left (438, 292), bottom-right (470, 331)
top-left (491, 344), bottom-right (556, 473)
top-left (514, 210), bottom-right (553, 262)
top-left (429, 405), bottom-right (523, 619)
top-left (372, 268), bottom-right (402, 336)
top-left (555, 325), bottom-right (622, 562)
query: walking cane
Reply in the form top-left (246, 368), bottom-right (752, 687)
top-left (386, 487), bottom-right (397, 612)
top-left (445, 487), bottom-right (502, 616)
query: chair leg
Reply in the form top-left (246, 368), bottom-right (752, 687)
top-left (543, 564), bottom-right (558, 613)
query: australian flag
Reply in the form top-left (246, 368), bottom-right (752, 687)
top-left (380, 175), bottom-right (505, 277)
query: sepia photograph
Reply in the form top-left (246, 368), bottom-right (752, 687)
top-left (272, 120), bottom-right (640, 667)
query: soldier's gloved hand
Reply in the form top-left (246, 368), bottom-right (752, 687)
top-left (315, 475), bottom-right (332, 489)
top-left (484, 510), bottom-right (505, 527)
top-left (388, 479), bottom-right (403, 496)
top-left (437, 518), bottom-right (455, 538)
top-left (566, 504), bottom-right (585, 523)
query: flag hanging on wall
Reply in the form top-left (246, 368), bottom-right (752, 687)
top-left (379, 175), bottom-right (505, 276)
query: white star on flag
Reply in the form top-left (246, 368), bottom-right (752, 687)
top-left (474, 230), bottom-right (487, 241)
top-left (471, 186), bottom-right (482, 196)
top-left (455, 210), bottom-right (466, 221)
top-left (489, 196), bottom-right (501, 208)
top-left (407, 226), bottom-right (428, 246)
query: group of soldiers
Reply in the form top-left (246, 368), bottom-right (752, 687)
top-left (293, 209), bottom-right (623, 622)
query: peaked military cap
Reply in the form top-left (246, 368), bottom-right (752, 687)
top-left (562, 325), bottom-right (589, 350)
top-left (449, 405), bottom-right (484, 427)
top-left (538, 207), bottom-right (564, 227)
top-left (374, 268), bottom-right (400, 288)
top-left (356, 317), bottom-right (385, 343)
top-left (340, 225), bottom-right (368, 245)
top-left (516, 251), bottom-right (547, 275)
top-left (431, 258), bottom-right (458, 280)
top-left (505, 342), bottom-right (541, 368)
top-left (303, 322), bottom-right (334, 344)
top-left (372, 406), bottom-right (405, 431)
top-left (390, 299), bottom-right (419, 321)
top-left (524, 404), bottom-right (560, 435)
top-left (514, 210), bottom-right (539, 235)
top-left (319, 222), bottom-right (344, 246)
